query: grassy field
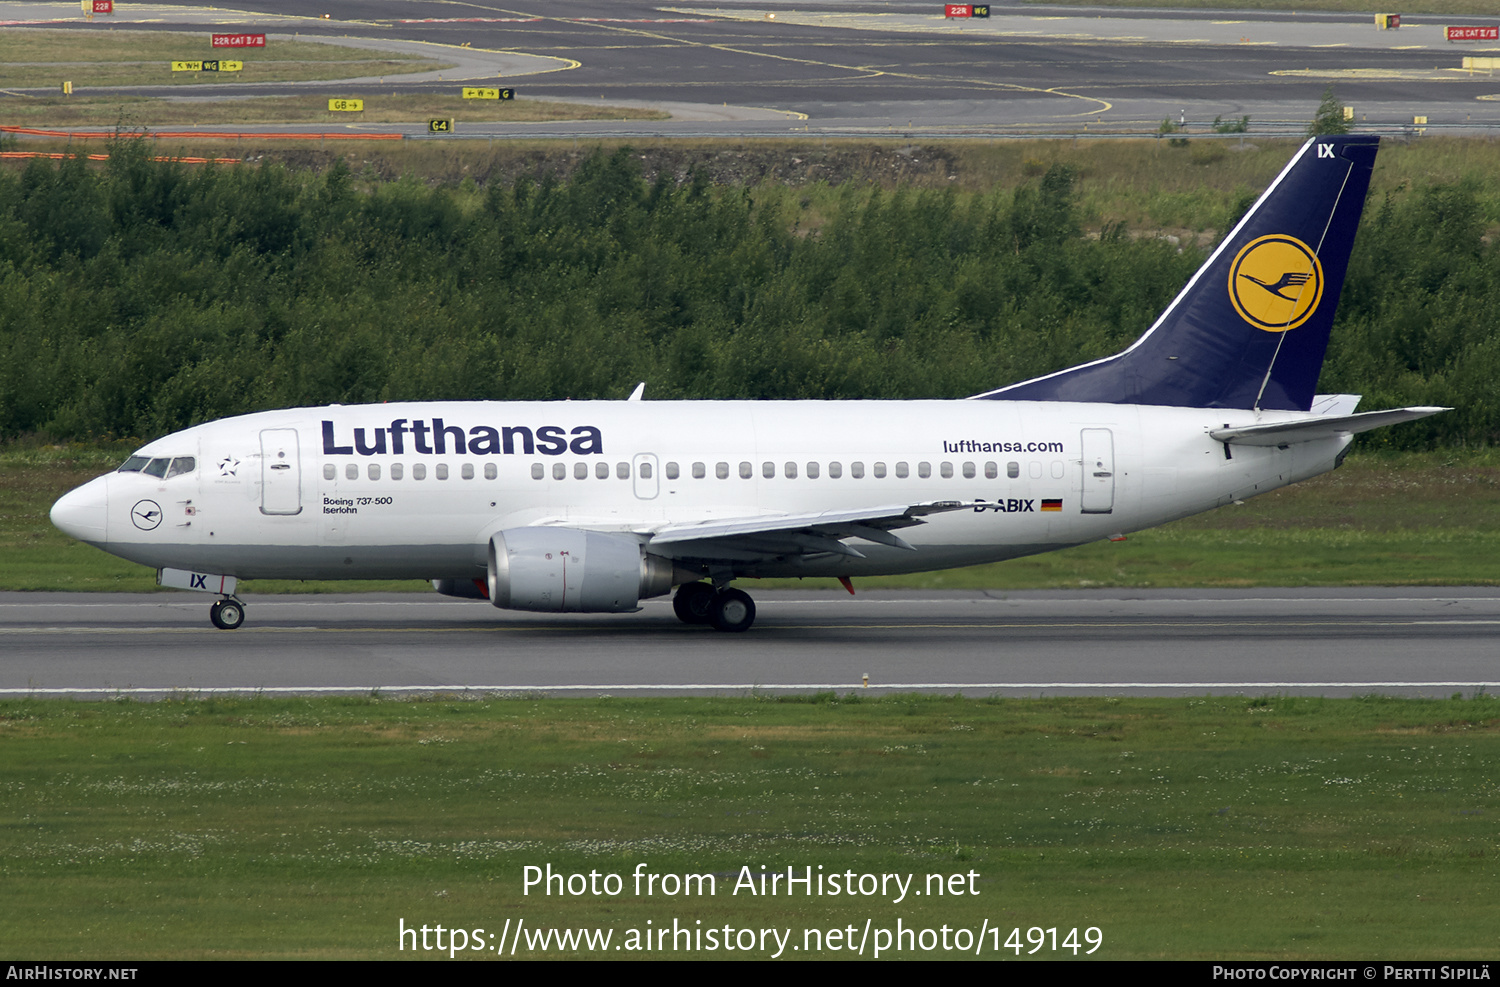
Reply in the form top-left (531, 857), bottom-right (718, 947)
top-left (0, 29), bottom-right (449, 88)
top-left (0, 693), bottom-right (1495, 959)
top-left (5, 444), bottom-right (1498, 594)
top-left (7, 137), bottom-right (1496, 236)
top-left (0, 94), bottom-right (670, 128)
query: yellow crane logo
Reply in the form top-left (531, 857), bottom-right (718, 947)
top-left (1228, 234), bottom-right (1324, 332)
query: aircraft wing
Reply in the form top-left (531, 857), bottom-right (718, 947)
top-left (1210, 407), bottom-right (1448, 446)
top-left (643, 501), bottom-right (969, 560)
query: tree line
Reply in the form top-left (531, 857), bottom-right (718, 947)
top-left (0, 141), bottom-right (1492, 449)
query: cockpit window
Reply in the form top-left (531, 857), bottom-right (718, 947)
top-left (118, 455), bottom-right (195, 478)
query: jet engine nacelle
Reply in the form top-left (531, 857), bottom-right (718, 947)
top-left (487, 528), bottom-right (676, 613)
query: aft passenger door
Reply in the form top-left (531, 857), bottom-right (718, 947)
top-left (1080, 428), bottom-right (1115, 514)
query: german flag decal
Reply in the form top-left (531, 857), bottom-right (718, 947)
top-left (1041, 499), bottom-right (1063, 512)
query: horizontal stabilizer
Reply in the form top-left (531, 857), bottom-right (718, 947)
top-left (1210, 407), bottom-right (1448, 446)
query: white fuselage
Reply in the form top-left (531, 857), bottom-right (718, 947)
top-left (55, 399), bottom-right (1350, 584)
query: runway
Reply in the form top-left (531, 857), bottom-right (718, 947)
top-left (3, 588), bottom-right (1497, 698)
top-left (7, 0), bottom-right (1500, 133)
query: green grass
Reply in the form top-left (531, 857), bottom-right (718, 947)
top-left (0, 693), bottom-right (1496, 958)
top-left (6, 444), bottom-right (1497, 593)
top-left (1, 94), bottom-right (669, 128)
top-left (11, 138), bottom-right (1495, 240)
top-left (0, 28), bottom-right (447, 88)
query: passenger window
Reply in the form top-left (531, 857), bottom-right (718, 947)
top-left (763, 461), bottom-right (775, 479)
top-left (895, 462), bottom-right (909, 478)
top-left (484, 463), bottom-right (496, 480)
top-left (739, 462), bottom-right (752, 479)
top-left (436, 464), bottom-right (449, 480)
top-left (874, 462), bottom-right (887, 479)
top-left (143, 458), bottom-right (170, 479)
top-left (639, 462), bottom-right (653, 480)
top-left (531, 463), bottom-right (544, 480)
top-left (1051, 460), bottom-right (1065, 479)
top-left (345, 463), bottom-right (358, 481)
top-left (413, 463), bottom-right (426, 480)
top-left (985, 461), bottom-right (997, 480)
top-left (393, 463), bottom-right (405, 480)
top-left (784, 461), bottom-right (798, 480)
top-left (1029, 461), bottom-right (1043, 479)
top-left (692, 462), bottom-right (706, 479)
top-left (617, 462), bottom-right (630, 480)
top-left (165, 457), bottom-right (195, 479)
top-left (323, 464), bottom-right (336, 480)
top-left (368, 463), bottom-right (381, 481)
top-left (963, 462), bottom-right (976, 479)
top-left (575, 462), bottom-right (588, 480)
top-left (117, 456), bottom-right (150, 473)
top-left (666, 462), bottom-right (679, 480)
top-left (806, 462), bottom-right (820, 479)
top-left (940, 462), bottom-right (953, 479)
top-left (851, 462), bottom-right (864, 479)
top-left (1007, 461), bottom-right (1020, 479)
top-left (595, 461), bottom-right (610, 480)
top-left (829, 461), bottom-right (842, 479)
top-left (462, 463), bottom-right (475, 480)
top-left (918, 462), bottom-right (931, 479)
top-left (716, 462), bottom-right (729, 479)
top-left (552, 463), bottom-right (566, 480)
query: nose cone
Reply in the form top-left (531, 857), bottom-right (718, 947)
top-left (51, 476), bottom-right (109, 545)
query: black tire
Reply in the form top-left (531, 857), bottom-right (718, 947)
top-left (209, 599), bottom-right (245, 630)
top-left (709, 588), bottom-right (756, 633)
top-left (672, 582), bottom-right (716, 625)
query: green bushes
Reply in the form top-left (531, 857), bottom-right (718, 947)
top-left (0, 142), bottom-right (1494, 447)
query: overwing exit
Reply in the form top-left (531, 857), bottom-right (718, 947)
top-left (51, 135), bottom-right (1445, 632)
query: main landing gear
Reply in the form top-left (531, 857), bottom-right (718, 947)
top-left (209, 597), bottom-right (246, 630)
top-left (673, 582), bottom-right (756, 633)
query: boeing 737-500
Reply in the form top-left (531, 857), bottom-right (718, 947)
top-left (50, 135), bottom-right (1444, 632)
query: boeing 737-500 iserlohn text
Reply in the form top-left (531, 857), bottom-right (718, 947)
top-left (51, 135), bottom-right (1445, 632)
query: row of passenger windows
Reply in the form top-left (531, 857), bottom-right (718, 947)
top-left (323, 462), bottom-right (495, 481)
top-left (539, 460), bottom-right (1070, 481)
top-left (323, 460), bottom-right (1068, 482)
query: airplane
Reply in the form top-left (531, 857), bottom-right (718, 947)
top-left (50, 134), bottom-right (1445, 633)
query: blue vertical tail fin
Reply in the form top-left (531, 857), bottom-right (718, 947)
top-left (974, 135), bottom-right (1379, 412)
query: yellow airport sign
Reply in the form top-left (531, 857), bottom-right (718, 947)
top-left (171, 61), bottom-right (203, 72)
top-left (329, 99), bottom-right (364, 112)
top-left (463, 87), bottom-right (499, 99)
top-left (201, 60), bottom-right (243, 72)
top-left (429, 119), bottom-right (453, 133)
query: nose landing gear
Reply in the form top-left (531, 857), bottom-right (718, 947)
top-left (209, 597), bottom-right (246, 630)
top-left (672, 582), bottom-right (756, 633)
